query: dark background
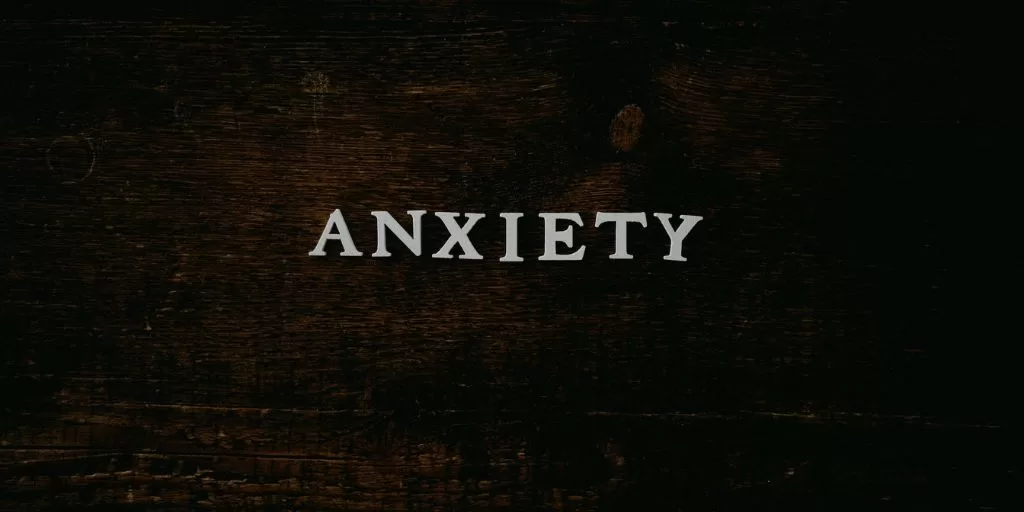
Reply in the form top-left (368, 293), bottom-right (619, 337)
top-left (1, 1), bottom-right (1006, 510)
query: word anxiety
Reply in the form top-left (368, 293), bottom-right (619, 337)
top-left (309, 210), bottom-right (703, 262)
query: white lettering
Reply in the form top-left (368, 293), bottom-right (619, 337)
top-left (595, 212), bottom-right (647, 260)
top-left (432, 212), bottom-right (485, 260)
top-left (499, 212), bottom-right (524, 262)
top-left (538, 213), bottom-right (586, 261)
top-left (308, 209), bottom-right (363, 257)
top-left (371, 210), bottom-right (426, 257)
top-left (653, 213), bottom-right (703, 262)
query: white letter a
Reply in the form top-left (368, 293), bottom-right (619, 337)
top-left (309, 209), bottom-right (363, 256)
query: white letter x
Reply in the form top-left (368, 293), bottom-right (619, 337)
top-left (432, 212), bottom-right (486, 260)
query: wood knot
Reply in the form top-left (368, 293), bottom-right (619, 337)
top-left (46, 135), bottom-right (96, 184)
top-left (609, 104), bottom-right (644, 152)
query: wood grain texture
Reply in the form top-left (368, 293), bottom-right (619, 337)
top-left (1, 1), bottom-right (1005, 510)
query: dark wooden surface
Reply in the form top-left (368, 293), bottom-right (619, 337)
top-left (1, 1), bottom-right (1008, 510)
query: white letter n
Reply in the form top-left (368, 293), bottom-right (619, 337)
top-left (371, 210), bottom-right (426, 257)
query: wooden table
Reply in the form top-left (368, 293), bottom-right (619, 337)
top-left (1, 2), bottom-right (1003, 510)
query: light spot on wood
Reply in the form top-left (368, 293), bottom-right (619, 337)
top-left (609, 104), bottom-right (644, 152)
top-left (300, 71), bottom-right (331, 95)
